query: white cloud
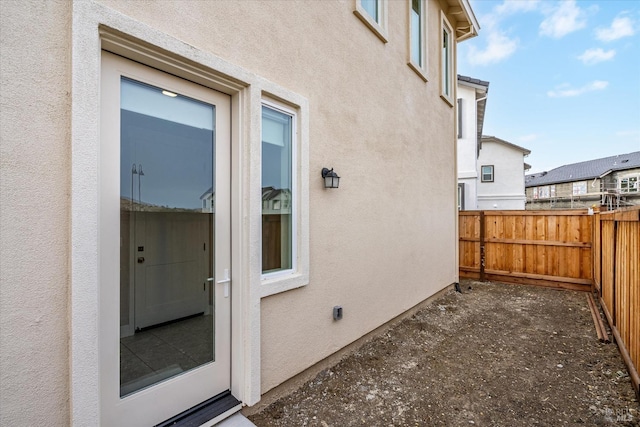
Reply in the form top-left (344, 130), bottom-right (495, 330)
top-left (494, 0), bottom-right (540, 17)
top-left (577, 48), bottom-right (616, 65)
top-left (539, 0), bottom-right (587, 38)
top-left (467, 31), bottom-right (518, 66)
top-left (547, 80), bottom-right (609, 98)
top-left (596, 15), bottom-right (636, 42)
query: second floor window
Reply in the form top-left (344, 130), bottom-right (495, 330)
top-left (361, 0), bottom-right (378, 22)
top-left (481, 165), bottom-right (494, 182)
top-left (410, 0), bottom-right (423, 66)
top-left (441, 16), bottom-right (454, 101)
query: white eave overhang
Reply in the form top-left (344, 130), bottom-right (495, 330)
top-left (448, 0), bottom-right (480, 42)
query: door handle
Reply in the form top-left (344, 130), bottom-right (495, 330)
top-left (217, 269), bottom-right (230, 298)
top-left (206, 277), bottom-right (230, 284)
top-left (137, 257), bottom-right (145, 264)
top-left (216, 268), bottom-right (231, 284)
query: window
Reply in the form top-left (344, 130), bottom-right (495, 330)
top-left (361, 0), bottom-right (378, 21)
top-left (533, 185), bottom-right (555, 199)
top-left (481, 165), bottom-right (494, 182)
top-left (354, 0), bottom-right (388, 43)
top-left (407, 0), bottom-right (428, 81)
top-left (262, 103), bottom-right (295, 274)
top-left (457, 99), bottom-right (462, 138)
top-left (457, 183), bottom-right (465, 210)
top-left (441, 14), bottom-right (454, 104)
top-left (620, 175), bottom-right (639, 192)
top-left (572, 181), bottom-right (587, 196)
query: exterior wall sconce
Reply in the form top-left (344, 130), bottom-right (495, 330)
top-left (321, 167), bottom-right (340, 189)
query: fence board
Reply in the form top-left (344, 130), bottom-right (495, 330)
top-left (459, 210), bottom-right (592, 291)
top-left (592, 206), bottom-right (640, 397)
top-left (459, 207), bottom-right (638, 396)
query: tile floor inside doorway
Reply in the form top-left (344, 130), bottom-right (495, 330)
top-left (120, 314), bottom-right (213, 396)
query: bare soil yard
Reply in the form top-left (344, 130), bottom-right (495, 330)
top-left (247, 280), bottom-right (638, 426)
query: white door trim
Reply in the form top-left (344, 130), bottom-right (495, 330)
top-left (100, 51), bottom-right (232, 425)
top-left (71, 3), bottom-right (308, 424)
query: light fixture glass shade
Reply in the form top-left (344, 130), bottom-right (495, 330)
top-left (321, 168), bottom-right (340, 189)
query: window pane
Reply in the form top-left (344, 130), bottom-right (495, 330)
top-left (119, 77), bottom-right (215, 397)
top-left (411, 0), bottom-right (421, 65)
top-left (361, 0), bottom-right (378, 22)
top-left (481, 165), bottom-right (493, 182)
top-left (442, 29), bottom-right (450, 96)
top-left (262, 106), bottom-right (293, 273)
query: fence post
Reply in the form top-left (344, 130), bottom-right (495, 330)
top-left (479, 211), bottom-right (485, 282)
top-left (612, 219), bottom-right (617, 327)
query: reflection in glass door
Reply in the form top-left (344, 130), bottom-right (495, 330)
top-left (119, 78), bottom-right (216, 397)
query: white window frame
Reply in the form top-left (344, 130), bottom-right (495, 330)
top-left (407, 0), bottom-right (428, 81)
top-left (261, 100), bottom-right (297, 277)
top-left (440, 12), bottom-right (454, 105)
top-left (354, 0), bottom-right (389, 43)
top-left (572, 181), bottom-right (587, 196)
top-left (481, 165), bottom-right (494, 183)
top-left (260, 96), bottom-right (310, 297)
top-left (619, 174), bottom-right (640, 193)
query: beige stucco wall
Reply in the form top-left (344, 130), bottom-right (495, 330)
top-left (2, 0), bottom-right (462, 422)
top-left (93, 0), bottom-right (458, 394)
top-left (0, 1), bottom-right (71, 425)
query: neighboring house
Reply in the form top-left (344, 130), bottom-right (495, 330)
top-left (477, 136), bottom-right (531, 210)
top-left (525, 151), bottom-right (640, 210)
top-left (0, 1), bottom-right (479, 426)
top-left (261, 187), bottom-right (292, 215)
top-left (201, 188), bottom-right (215, 213)
top-left (456, 74), bottom-right (489, 211)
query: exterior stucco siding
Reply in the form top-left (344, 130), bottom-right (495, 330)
top-left (0, 1), bottom-right (72, 425)
top-left (1, 0), bottom-right (465, 421)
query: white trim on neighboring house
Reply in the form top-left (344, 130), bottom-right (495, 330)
top-left (70, 2), bottom-right (309, 423)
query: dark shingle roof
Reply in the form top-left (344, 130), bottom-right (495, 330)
top-left (525, 151), bottom-right (640, 187)
top-left (457, 74), bottom-right (489, 87)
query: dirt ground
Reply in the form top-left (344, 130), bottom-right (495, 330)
top-left (247, 280), bottom-right (639, 426)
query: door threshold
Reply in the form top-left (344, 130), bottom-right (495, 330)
top-left (155, 391), bottom-right (241, 427)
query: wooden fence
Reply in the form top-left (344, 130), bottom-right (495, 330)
top-left (459, 210), bottom-right (593, 292)
top-left (593, 206), bottom-right (640, 396)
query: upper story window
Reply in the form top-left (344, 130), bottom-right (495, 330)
top-left (532, 185), bottom-right (555, 199)
top-left (410, 0), bottom-right (423, 65)
top-left (619, 175), bottom-right (639, 192)
top-left (354, 0), bottom-right (389, 43)
top-left (441, 14), bottom-right (454, 104)
top-left (361, 0), bottom-right (378, 21)
top-left (262, 103), bottom-right (295, 275)
top-left (407, 0), bottom-right (428, 81)
top-left (572, 181), bottom-right (587, 196)
top-left (481, 165), bottom-right (494, 182)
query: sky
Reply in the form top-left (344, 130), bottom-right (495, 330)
top-left (457, 0), bottom-right (640, 174)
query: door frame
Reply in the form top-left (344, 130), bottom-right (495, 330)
top-left (71, 3), bottom-right (309, 424)
top-left (100, 51), bottom-right (232, 425)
